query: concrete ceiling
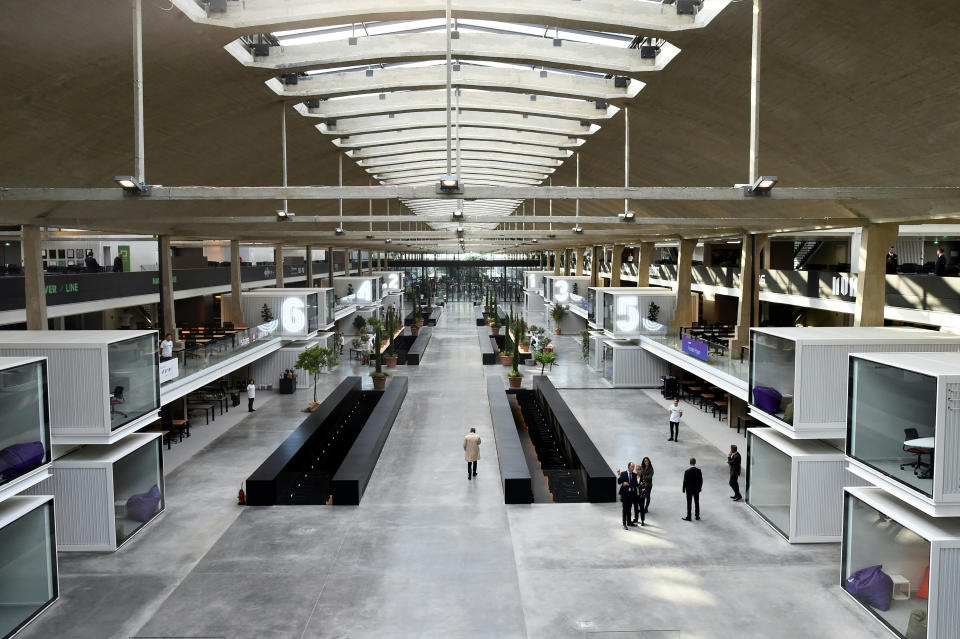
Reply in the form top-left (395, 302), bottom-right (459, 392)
top-left (1, 0), bottom-right (959, 252)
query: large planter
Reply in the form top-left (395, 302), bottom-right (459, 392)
top-left (508, 375), bottom-right (523, 389)
top-left (417, 319), bottom-right (425, 327)
top-left (500, 354), bottom-right (513, 366)
top-left (490, 326), bottom-right (501, 335)
top-left (411, 326), bottom-right (420, 336)
top-left (555, 328), bottom-right (561, 335)
top-left (371, 376), bottom-right (386, 391)
top-left (385, 356), bottom-right (398, 368)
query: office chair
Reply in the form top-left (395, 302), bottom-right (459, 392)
top-left (900, 427), bottom-right (929, 472)
top-left (110, 386), bottom-right (128, 418)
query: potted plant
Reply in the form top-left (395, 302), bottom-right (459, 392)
top-left (384, 307), bottom-right (398, 368)
top-left (508, 330), bottom-right (523, 389)
top-left (413, 303), bottom-right (424, 329)
top-left (295, 345), bottom-right (338, 411)
top-left (535, 350), bottom-right (556, 375)
top-left (648, 300), bottom-right (661, 323)
top-left (260, 303), bottom-right (274, 324)
top-left (367, 317), bottom-right (388, 390)
top-left (489, 317), bottom-right (501, 336)
top-left (551, 303), bottom-right (567, 335)
top-left (352, 314), bottom-right (367, 334)
top-left (579, 329), bottom-right (591, 360)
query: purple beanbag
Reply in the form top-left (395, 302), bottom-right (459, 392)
top-left (125, 484), bottom-right (161, 522)
top-left (0, 441), bottom-right (45, 481)
top-left (845, 565), bottom-right (893, 611)
top-left (752, 386), bottom-right (782, 414)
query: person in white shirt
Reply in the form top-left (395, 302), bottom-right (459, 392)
top-left (247, 379), bottom-right (256, 412)
top-left (667, 398), bottom-right (683, 442)
top-left (160, 334), bottom-right (174, 360)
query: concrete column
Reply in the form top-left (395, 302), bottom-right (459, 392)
top-left (377, 251), bottom-right (383, 271)
top-left (356, 250), bottom-right (363, 275)
top-left (158, 235), bottom-right (177, 342)
top-left (636, 242), bottom-right (654, 287)
top-left (732, 234), bottom-right (767, 351)
top-left (670, 238), bottom-right (697, 331)
top-left (576, 247), bottom-right (585, 277)
top-left (611, 244), bottom-right (624, 286)
top-left (384, 250), bottom-right (389, 270)
top-left (854, 223), bottom-right (899, 327)
top-left (328, 246), bottom-right (335, 285)
top-left (367, 250), bottom-right (374, 275)
top-left (563, 248), bottom-right (572, 276)
top-left (21, 225), bottom-right (47, 330)
top-left (305, 245), bottom-right (313, 286)
top-left (227, 240), bottom-right (243, 326)
top-left (553, 250), bottom-right (562, 275)
top-left (274, 243), bottom-right (284, 288)
top-left (590, 245), bottom-right (601, 288)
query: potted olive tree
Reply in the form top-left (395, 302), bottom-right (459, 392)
top-left (367, 317), bottom-right (388, 390)
top-left (535, 350), bottom-right (557, 376)
top-left (551, 303), bottom-right (567, 335)
top-left (295, 345), bottom-right (339, 411)
top-left (384, 307), bottom-right (399, 368)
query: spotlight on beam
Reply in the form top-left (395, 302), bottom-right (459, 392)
top-left (385, 238), bottom-right (392, 244)
top-left (276, 209), bottom-right (295, 221)
top-left (437, 175), bottom-right (463, 194)
top-left (113, 176), bottom-right (151, 196)
top-left (451, 208), bottom-right (464, 220)
top-left (335, 226), bottom-right (345, 235)
top-left (618, 210), bottom-right (636, 222)
top-left (572, 224), bottom-right (583, 234)
top-left (743, 175), bottom-right (779, 196)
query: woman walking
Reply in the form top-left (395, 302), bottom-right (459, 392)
top-left (639, 457), bottom-right (654, 513)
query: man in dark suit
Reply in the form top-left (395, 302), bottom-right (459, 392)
top-left (885, 246), bottom-right (898, 274)
top-left (934, 247), bottom-right (947, 276)
top-left (616, 462), bottom-right (637, 530)
top-left (728, 444), bottom-right (742, 502)
top-left (682, 457), bottom-right (702, 521)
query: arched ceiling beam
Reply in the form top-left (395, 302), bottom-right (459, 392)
top-left (356, 153), bottom-right (563, 170)
top-left (381, 174), bottom-right (543, 186)
top-left (316, 110), bottom-right (600, 136)
top-left (345, 140), bottom-right (572, 160)
top-left (331, 126), bottom-right (584, 149)
top-left (294, 90), bottom-right (619, 121)
top-left (373, 167), bottom-right (549, 181)
top-left (230, 32), bottom-right (677, 77)
top-left (266, 65), bottom-right (643, 102)
top-left (174, 0), bottom-right (732, 35)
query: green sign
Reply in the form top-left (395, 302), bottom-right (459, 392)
top-left (118, 245), bottom-right (130, 272)
top-left (45, 282), bottom-right (79, 295)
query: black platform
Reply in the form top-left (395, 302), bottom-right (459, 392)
top-left (531, 376), bottom-right (616, 502)
top-left (486, 377), bottom-right (533, 504)
top-left (426, 307), bottom-right (443, 326)
top-left (405, 326), bottom-right (432, 365)
top-left (478, 326), bottom-right (496, 364)
top-left (331, 376), bottom-right (408, 505)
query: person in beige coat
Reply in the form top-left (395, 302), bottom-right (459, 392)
top-left (464, 427), bottom-right (481, 480)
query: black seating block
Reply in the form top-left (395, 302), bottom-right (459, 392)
top-left (486, 377), bottom-right (533, 504)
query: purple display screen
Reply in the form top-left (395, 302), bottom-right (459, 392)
top-left (682, 336), bottom-right (709, 362)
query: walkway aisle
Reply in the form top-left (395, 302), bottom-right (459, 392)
top-left (134, 302), bottom-right (528, 639)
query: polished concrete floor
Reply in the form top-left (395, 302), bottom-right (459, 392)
top-left (19, 303), bottom-right (885, 639)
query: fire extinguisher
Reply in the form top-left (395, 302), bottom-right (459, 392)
top-left (238, 486), bottom-right (245, 505)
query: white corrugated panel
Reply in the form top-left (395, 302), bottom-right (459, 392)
top-left (942, 383), bottom-right (960, 500)
top-left (935, 548), bottom-right (960, 638)
top-left (795, 461), bottom-right (871, 540)
top-left (24, 468), bottom-right (112, 549)
top-left (613, 348), bottom-right (668, 388)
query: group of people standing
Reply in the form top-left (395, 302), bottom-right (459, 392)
top-left (615, 458), bottom-right (654, 529)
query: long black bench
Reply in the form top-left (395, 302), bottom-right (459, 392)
top-left (245, 377), bottom-right (362, 505)
top-left (487, 377), bottom-right (533, 504)
top-left (426, 307), bottom-right (443, 326)
top-left (479, 325), bottom-right (496, 364)
top-left (532, 376), bottom-right (616, 502)
top-left (475, 306), bottom-right (486, 326)
top-left (405, 326), bottom-right (432, 365)
top-left (331, 376), bottom-right (408, 505)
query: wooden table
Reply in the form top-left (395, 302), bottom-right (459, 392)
top-left (186, 402), bottom-right (214, 424)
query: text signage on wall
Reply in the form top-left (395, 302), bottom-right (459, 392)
top-left (158, 358), bottom-right (179, 383)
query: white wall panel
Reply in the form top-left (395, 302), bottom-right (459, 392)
top-left (935, 547), bottom-right (960, 638)
top-left (942, 383), bottom-right (960, 501)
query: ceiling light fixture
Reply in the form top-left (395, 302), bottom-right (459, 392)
top-left (437, 175), bottom-right (462, 194)
top-left (114, 176), bottom-right (151, 196)
top-left (335, 226), bottom-right (345, 235)
top-left (618, 210), bottom-right (636, 222)
top-left (572, 224), bottom-right (583, 234)
top-left (743, 175), bottom-right (779, 196)
top-left (276, 209), bottom-right (295, 221)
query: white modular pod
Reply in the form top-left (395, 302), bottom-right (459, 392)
top-left (334, 276), bottom-right (381, 304)
top-left (0, 495), bottom-right (58, 639)
top-left (0, 357), bottom-right (52, 502)
top-left (25, 434), bottom-right (164, 552)
top-left (542, 275), bottom-right (591, 309)
top-left (372, 271), bottom-right (404, 293)
top-left (749, 327), bottom-right (960, 440)
top-left (847, 352), bottom-right (960, 517)
top-left (221, 288), bottom-right (323, 337)
top-left (842, 486), bottom-right (960, 639)
top-left (523, 270), bottom-right (551, 292)
top-left (601, 339), bottom-right (669, 388)
top-left (587, 331), bottom-right (606, 371)
top-left (594, 287), bottom-right (680, 339)
top-left (249, 333), bottom-right (335, 390)
top-left (0, 331), bottom-right (160, 445)
top-left (747, 428), bottom-right (869, 543)
top-left (525, 290), bottom-right (545, 314)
